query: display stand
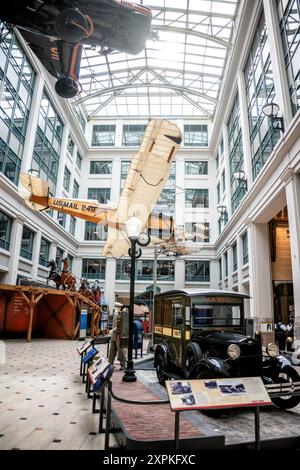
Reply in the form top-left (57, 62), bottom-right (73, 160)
top-left (165, 377), bottom-right (272, 451)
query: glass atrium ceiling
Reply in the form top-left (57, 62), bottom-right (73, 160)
top-left (74, 0), bottom-right (240, 120)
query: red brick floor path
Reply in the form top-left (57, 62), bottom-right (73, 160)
top-left (111, 372), bottom-right (204, 442)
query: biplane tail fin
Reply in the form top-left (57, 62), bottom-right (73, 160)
top-left (19, 173), bottom-right (50, 211)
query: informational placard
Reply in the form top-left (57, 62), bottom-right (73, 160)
top-left (82, 347), bottom-right (98, 364)
top-left (166, 377), bottom-right (272, 411)
top-left (88, 357), bottom-right (110, 385)
top-left (260, 322), bottom-right (273, 333)
top-left (13, 293), bottom-right (29, 315)
top-left (93, 364), bottom-right (114, 392)
top-left (77, 339), bottom-right (93, 356)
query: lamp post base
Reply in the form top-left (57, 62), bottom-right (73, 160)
top-left (122, 361), bottom-right (137, 382)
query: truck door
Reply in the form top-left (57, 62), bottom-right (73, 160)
top-left (172, 300), bottom-right (184, 368)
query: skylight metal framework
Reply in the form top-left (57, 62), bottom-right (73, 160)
top-left (73, 0), bottom-right (239, 120)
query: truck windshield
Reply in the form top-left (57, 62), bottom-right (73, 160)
top-left (191, 304), bottom-right (242, 327)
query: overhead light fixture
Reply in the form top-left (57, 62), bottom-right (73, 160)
top-left (262, 102), bottom-right (284, 132)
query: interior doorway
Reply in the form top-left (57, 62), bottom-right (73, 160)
top-left (269, 207), bottom-right (294, 324)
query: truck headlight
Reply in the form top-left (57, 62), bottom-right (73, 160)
top-left (227, 344), bottom-right (241, 360)
top-left (266, 342), bottom-right (279, 357)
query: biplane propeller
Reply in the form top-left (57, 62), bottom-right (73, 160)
top-left (1, 1), bottom-right (152, 98)
top-left (19, 119), bottom-right (182, 256)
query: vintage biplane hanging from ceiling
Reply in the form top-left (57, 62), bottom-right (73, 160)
top-left (19, 119), bottom-right (182, 257)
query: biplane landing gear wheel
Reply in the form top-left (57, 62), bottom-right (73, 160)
top-left (56, 8), bottom-right (88, 43)
top-left (55, 76), bottom-right (80, 99)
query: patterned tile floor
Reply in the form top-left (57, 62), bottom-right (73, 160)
top-left (1, 339), bottom-right (300, 449)
top-left (0, 339), bottom-right (118, 450)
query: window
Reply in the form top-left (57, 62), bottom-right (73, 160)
top-left (224, 251), bottom-right (228, 277)
top-left (39, 238), bottom-right (50, 266)
top-left (58, 212), bottom-right (66, 228)
top-left (90, 161), bottom-right (112, 174)
top-left (169, 161), bottom-right (176, 180)
top-left (56, 247), bottom-right (64, 270)
top-left (173, 304), bottom-right (183, 326)
top-left (88, 188), bottom-right (111, 204)
top-left (92, 124), bottom-right (116, 146)
top-left (242, 231), bottom-right (248, 265)
top-left (244, 12), bottom-right (280, 180)
top-left (76, 152), bottom-right (82, 170)
top-left (84, 221), bottom-right (107, 241)
top-left (153, 188), bottom-right (175, 215)
top-left (0, 27), bottom-right (35, 185)
top-left (232, 242), bottom-right (238, 272)
top-left (185, 222), bottom-right (210, 243)
top-left (116, 259), bottom-right (154, 281)
top-left (122, 124), bottom-right (146, 146)
top-left (0, 210), bottom-right (12, 250)
top-left (82, 258), bottom-right (106, 279)
top-left (278, 0), bottom-right (300, 115)
top-left (116, 259), bottom-right (174, 281)
top-left (73, 105), bottom-right (86, 133)
top-left (227, 94), bottom-right (246, 212)
top-left (67, 136), bottom-right (74, 156)
top-left (218, 258), bottom-right (222, 281)
top-left (20, 226), bottom-right (34, 260)
top-left (157, 260), bottom-right (175, 281)
top-left (63, 166), bottom-right (71, 192)
top-left (70, 216), bottom-right (76, 237)
top-left (185, 189), bottom-right (209, 208)
top-left (217, 183), bottom-right (220, 204)
top-left (121, 161), bottom-right (131, 179)
top-left (220, 139), bottom-right (224, 156)
top-left (222, 170), bottom-right (226, 192)
top-left (32, 92), bottom-right (63, 194)
top-left (67, 254), bottom-right (73, 270)
top-left (185, 261), bottom-right (210, 282)
top-left (73, 180), bottom-right (79, 198)
top-left (184, 124), bottom-right (208, 146)
top-left (185, 161), bottom-right (208, 175)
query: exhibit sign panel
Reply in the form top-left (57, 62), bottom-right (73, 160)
top-left (166, 377), bottom-right (272, 411)
top-left (88, 357), bottom-right (110, 384)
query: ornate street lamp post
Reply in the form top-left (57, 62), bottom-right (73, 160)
top-left (123, 216), bottom-right (150, 382)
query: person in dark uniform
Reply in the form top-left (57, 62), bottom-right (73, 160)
top-left (275, 319), bottom-right (287, 351)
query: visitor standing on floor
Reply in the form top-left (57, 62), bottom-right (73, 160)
top-left (108, 302), bottom-right (127, 370)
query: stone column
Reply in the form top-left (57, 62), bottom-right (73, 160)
top-left (209, 259), bottom-right (219, 289)
top-left (248, 221), bottom-right (274, 342)
top-left (175, 258), bottom-right (185, 289)
top-left (7, 217), bottom-right (24, 284)
top-left (283, 170), bottom-right (300, 340)
top-left (222, 126), bottom-right (232, 218)
top-left (31, 230), bottom-right (42, 280)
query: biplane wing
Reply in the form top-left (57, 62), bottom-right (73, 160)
top-left (102, 119), bottom-right (182, 258)
top-left (151, 237), bottom-right (203, 257)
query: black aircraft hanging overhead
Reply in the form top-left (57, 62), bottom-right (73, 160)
top-left (1, 1), bottom-right (152, 98)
